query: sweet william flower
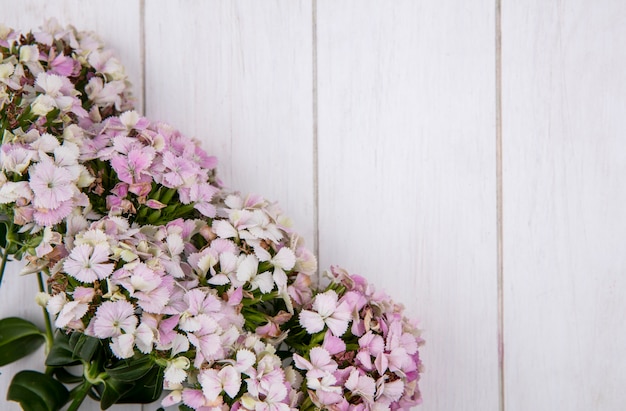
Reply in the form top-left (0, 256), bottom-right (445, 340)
top-left (63, 243), bottom-right (114, 283)
top-left (240, 381), bottom-right (290, 411)
top-left (236, 254), bottom-right (274, 294)
top-left (164, 356), bottom-right (191, 385)
top-left (305, 373), bottom-right (343, 407)
top-left (92, 300), bottom-right (137, 338)
top-left (293, 347), bottom-right (337, 379)
top-left (345, 368), bottom-right (376, 405)
top-left (299, 290), bottom-right (351, 336)
top-left (33, 198), bottom-right (74, 226)
top-left (0, 181), bottom-right (32, 204)
top-left (0, 145), bottom-right (33, 175)
top-left (48, 53), bottom-right (79, 77)
top-left (28, 156), bottom-right (75, 210)
top-left (375, 376), bottom-right (405, 404)
top-left (110, 146), bottom-right (155, 185)
top-left (110, 333), bottom-right (135, 359)
top-left (199, 365), bottom-right (241, 402)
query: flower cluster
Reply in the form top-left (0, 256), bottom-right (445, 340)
top-left (44, 191), bottom-right (316, 410)
top-left (0, 109), bottom-right (222, 276)
top-left (0, 20), bottom-right (133, 269)
top-left (292, 267), bottom-right (423, 410)
top-left (0, 19), bottom-right (132, 134)
top-left (1, 21), bottom-right (423, 411)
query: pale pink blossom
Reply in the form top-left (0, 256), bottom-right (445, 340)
top-left (164, 356), bottom-right (191, 385)
top-left (92, 300), bottom-right (137, 338)
top-left (110, 146), bottom-right (154, 185)
top-left (33, 199), bottom-right (74, 226)
top-left (199, 365), bottom-right (241, 402)
top-left (63, 243), bottom-right (114, 283)
top-left (241, 381), bottom-right (289, 411)
top-left (293, 347), bottom-right (338, 379)
top-left (299, 290), bottom-right (352, 336)
top-left (110, 333), bottom-right (135, 359)
top-left (28, 156), bottom-right (74, 209)
top-left (345, 368), bottom-right (376, 405)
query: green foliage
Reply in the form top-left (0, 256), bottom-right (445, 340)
top-left (45, 331), bottom-right (80, 367)
top-left (97, 361), bottom-right (164, 409)
top-left (0, 317), bottom-right (45, 366)
top-left (6, 371), bottom-right (69, 411)
top-left (105, 355), bottom-right (154, 381)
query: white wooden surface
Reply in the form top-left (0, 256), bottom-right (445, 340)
top-left (1, 1), bottom-right (625, 411)
top-left (316, 2), bottom-right (498, 410)
top-left (502, 1), bottom-right (626, 410)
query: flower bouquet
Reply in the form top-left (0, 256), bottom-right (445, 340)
top-left (0, 21), bottom-right (423, 411)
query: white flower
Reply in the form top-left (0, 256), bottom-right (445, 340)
top-left (19, 45), bottom-right (39, 63)
top-left (164, 356), bottom-right (190, 385)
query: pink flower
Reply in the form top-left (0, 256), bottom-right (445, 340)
top-left (161, 151), bottom-right (196, 188)
top-left (375, 377), bottom-right (405, 404)
top-left (287, 273), bottom-right (314, 308)
top-left (28, 157), bottom-right (74, 209)
top-left (199, 366), bottom-right (241, 402)
top-left (344, 368), bottom-right (376, 405)
top-left (110, 333), bottom-right (135, 359)
top-left (356, 332), bottom-right (385, 371)
top-left (33, 199), bottom-right (74, 226)
top-left (49, 53), bottom-right (79, 77)
top-left (241, 381), bottom-right (289, 411)
top-left (188, 182), bottom-right (218, 218)
top-left (181, 389), bottom-right (213, 409)
top-left (47, 293), bottom-right (89, 328)
top-left (63, 243), bottom-right (114, 283)
top-left (305, 374), bottom-right (342, 406)
top-left (293, 347), bottom-right (338, 379)
top-left (92, 300), bottom-right (137, 338)
top-left (110, 146), bottom-right (154, 185)
top-left (186, 316), bottom-right (224, 366)
top-left (299, 290), bottom-right (352, 336)
top-left (322, 331), bottom-right (346, 355)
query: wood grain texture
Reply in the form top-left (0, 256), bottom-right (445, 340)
top-left (144, 0), bottom-right (316, 250)
top-left (316, 1), bottom-right (498, 409)
top-left (0, 2), bottom-right (142, 410)
top-left (502, 1), bottom-right (626, 410)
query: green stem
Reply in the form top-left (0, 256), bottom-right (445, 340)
top-left (37, 272), bottom-right (54, 349)
top-left (67, 381), bottom-right (93, 411)
top-left (0, 244), bottom-right (10, 289)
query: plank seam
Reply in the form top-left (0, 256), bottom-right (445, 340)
top-left (312, 0), bottom-right (320, 270)
top-left (496, 0), bottom-right (505, 410)
top-left (139, 0), bottom-right (146, 116)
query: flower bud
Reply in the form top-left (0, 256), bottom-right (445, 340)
top-left (35, 292), bottom-right (50, 307)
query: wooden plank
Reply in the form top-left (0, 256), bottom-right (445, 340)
top-left (502, 1), bottom-right (626, 410)
top-left (0, 2), bottom-right (142, 410)
top-left (144, 0), bottom-right (315, 249)
top-left (316, 1), bottom-right (498, 409)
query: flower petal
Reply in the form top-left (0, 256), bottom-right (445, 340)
top-left (299, 310), bottom-right (325, 334)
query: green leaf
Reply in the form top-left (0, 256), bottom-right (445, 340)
top-left (53, 367), bottom-right (84, 384)
top-left (6, 370), bottom-right (69, 411)
top-left (117, 364), bottom-right (164, 404)
top-left (105, 355), bottom-right (154, 382)
top-left (99, 377), bottom-right (132, 410)
top-left (71, 333), bottom-right (101, 362)
top-left (96, 364), bottom-right (164, 408)
top-left (0, 317), bottom-right (45, 366)
top-left (0, 219), bottom-right (9, 249)
top-left (46, 331), bottom-right (80, 367)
